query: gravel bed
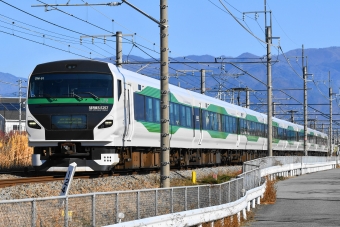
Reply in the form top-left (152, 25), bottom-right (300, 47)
top-left (0, 165), bottom-right (242, 201)
top-left (0, 174), bottom-right (23, 180)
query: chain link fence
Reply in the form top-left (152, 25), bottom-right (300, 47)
top-left (0, 156), bottom-right (336, 226)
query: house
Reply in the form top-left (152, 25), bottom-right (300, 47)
top-left (0, 97), bottom-right (26, 133)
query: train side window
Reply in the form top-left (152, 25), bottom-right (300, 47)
top-left (185, 106), bottom-right (192, 128)
top-left (202, 110), bottom-right (210, 130)
top-left (180, 105), bottom-right (186, 127)
top-left (145, 96), bottom-right (153, 122)
top-left (172, 103), bottom-right (180, 126)
top-left (221, 115), bottom-right (226, 132)
top-left (169, 102), bottom-right (174, 125)
top-left (117, 79), bottom-right (122, 101)
top-left (153, 98), bottom-right (160, 123)
top-left (227, 116), bottom-right (232, 133)
top-left (134, 93), bottom-right (145, 121)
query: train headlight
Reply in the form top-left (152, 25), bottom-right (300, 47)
top-left (27, 120), bottom-right (41, 129)
top-left (98, 120), bottom-right (113, 129)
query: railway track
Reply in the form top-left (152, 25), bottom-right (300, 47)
top-left (0, 175), bottom-right (91, 188)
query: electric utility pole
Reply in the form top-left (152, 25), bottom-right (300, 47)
top-left (266, 26), bottom-right (273, 157)
top-left (329, 71), bottom-right (333, 156)
top-left (18, 79), bottom-right (22, 132)
top-left (160, 0), bottom-right (170, 188)
top-left (303, 65), bottom-right (307, 156)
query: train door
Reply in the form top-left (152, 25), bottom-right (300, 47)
top-left (124, 83), bottom-right (134, 141)
top-left (195, 104), bottom-right (203, 145)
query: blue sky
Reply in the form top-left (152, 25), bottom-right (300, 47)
top-left (1, 0), bottom-right (339, 78)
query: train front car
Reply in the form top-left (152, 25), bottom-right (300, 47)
top-left (27, 60), bottom-right (119, 172)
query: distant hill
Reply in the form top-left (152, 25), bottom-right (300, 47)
top-left (0, 72), bottom-right (27, 97)
top-left (2, 46), bottom-right (339, 122)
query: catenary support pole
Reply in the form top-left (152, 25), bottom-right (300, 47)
top-left (246, 88), bottom-right (250, 108)
top-left (201, 69), bottom-right (206, 95)
top-left (329, 71), bottom-right (332, 156)
top-left (303, 66), bottom-right (307, 156)
top-left (160, 0), bottom-right (170, 188)
top-left (266, 26), bottom-right (272, 157)
top-left (18, 79), bottom-right (22, 132)
top-left (116, 31), bottom-right (122, 67)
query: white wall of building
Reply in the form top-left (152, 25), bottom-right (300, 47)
top-left (2, 119), bottom-right (26, 133)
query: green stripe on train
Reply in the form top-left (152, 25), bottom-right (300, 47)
top-left (140, 122), bottom-right (180, 134)
top-left (137, 86), bottom-right (179, 103)
top-left (207, 130), bottom-right (229, 139)
top-left (27, 98), bottom-right (114, 104)
top-left (246, 135), bottom-right (260, 142)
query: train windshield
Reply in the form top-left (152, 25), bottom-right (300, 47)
top-left (28, 73), bottom-right (113, 98)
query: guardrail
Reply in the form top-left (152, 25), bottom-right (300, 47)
top-left (0, 156), bottom-right (338, 227)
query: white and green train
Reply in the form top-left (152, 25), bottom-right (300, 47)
top-left (27, 60), bottom-right (328, 172)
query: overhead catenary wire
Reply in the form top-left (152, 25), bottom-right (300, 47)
top-left (0, 30), bottom-right (90, 59)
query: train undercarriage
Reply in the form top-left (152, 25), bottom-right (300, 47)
top-left (32, 143), bottom-right (327, 172)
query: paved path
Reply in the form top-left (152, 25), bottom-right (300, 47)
top-left (248, 168), bottom-right (340, 227)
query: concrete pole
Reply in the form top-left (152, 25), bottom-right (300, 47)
top-left (245, 88), bottom-right (250, 108)
top-left (160, 0), bottom-right (170, 188)
top-left (116, 31), bottom-right (122, 67)
top-left (303, 66), bottom-right (308, 156)
top-left (329, 71), bottom-right (332, 156)
top-left (201, 69), bottom-right (206, 95)
top-left (19, 79), bottom-right (22, 132)
top-left (266, 26), bottom-right (273, 157)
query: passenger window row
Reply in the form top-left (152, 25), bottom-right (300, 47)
top-left (133, 93), bottom-right (327, 144)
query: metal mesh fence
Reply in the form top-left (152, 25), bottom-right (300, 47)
top-left (198, 185), bottom-right (210, 208)
top-left (156, 189), bottom-right (171, 216)
top-left (36, 198), bottom-right (65, 227)
top-left (139, 190), bottom-right (156, 219)
top-left (68, 196), bottom-right (93, 226)
top-left (118, 192), bottom-right (138, 222)
top-left (173, 188), bottom-right (185, 213)
top-left (229, 180), bottom-right (238, 202)
top-left (210, 185), bottom-right (221, 206)
top-left (95, 193), bottom-right (117, 227)
top-left (0, 200), bottom-right (32, 227)
top-left (1, 156), bottom-right (336, 226)
top-left (187, 186), bottom-right (199, 210)
top-left (221, 182), bottom-right (230, 204)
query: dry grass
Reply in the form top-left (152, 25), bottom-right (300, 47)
top-left (0, 132), bottom-right (33, 170)
top-left (261, 176), bottom-right (277, 204)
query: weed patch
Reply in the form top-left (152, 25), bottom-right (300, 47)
top-left (261, 177), bottom-right (277, 204)
top-left (0, 132), bottom-right (33, 170)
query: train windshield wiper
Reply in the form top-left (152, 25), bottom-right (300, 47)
top-left (64, 92), bottom-right (83, 99)
top-left (82, 92), bottom-right (100, 100)
top-left (43, 93), bottom-right (57, 100)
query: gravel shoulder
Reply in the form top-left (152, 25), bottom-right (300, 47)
top-left (0, 166), bottom-right (242, 200)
